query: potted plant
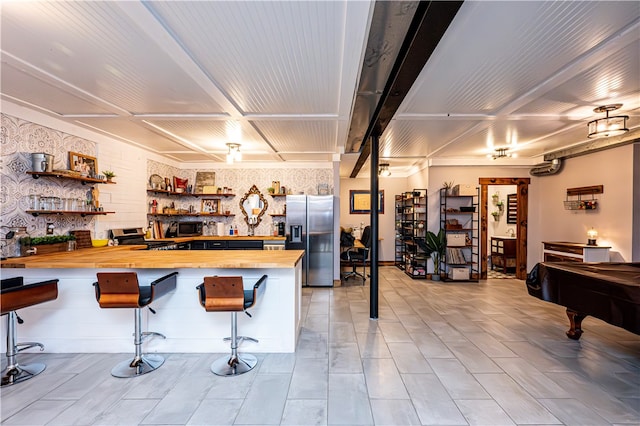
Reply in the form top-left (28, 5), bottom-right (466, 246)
top-left (102, 170), bottom-right (116, 182)
top-left (496, 201), bottom-right (504, 211)
top-left (491, 211), bottom-right (500, 221)
top-left (416, 228), bottom-right (446, 281)
top-left (267, 187), bottom-right (275, 194)
top-left (30, 234), bottom-right (76, 255)
top-left (442, 181), bottom-right (455, 195)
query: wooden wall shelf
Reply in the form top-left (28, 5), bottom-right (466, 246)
top-left (27, 171), bottom-right (113, 185)
top-left (26, 210), bottom-right (114, 217)
top-left (564, 185), bottom-right (602, 210)
top-left (147, 189), bottom-right (235, 197)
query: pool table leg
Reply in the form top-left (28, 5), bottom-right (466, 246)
top-left (566, 309), bottom-right (586, 340)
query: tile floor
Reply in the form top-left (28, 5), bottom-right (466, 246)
top-left (1, 266), bottom-right (639, 425)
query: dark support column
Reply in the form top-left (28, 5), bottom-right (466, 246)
top-left (370, 134), bottom-right (379, 319)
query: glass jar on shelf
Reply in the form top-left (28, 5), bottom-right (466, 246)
top-left (28, 194), bottom-right (41, 210)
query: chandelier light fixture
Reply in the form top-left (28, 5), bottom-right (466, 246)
top-left (226, 143), bottom-right (242, 164)
top-left (587, 104), bottom-right (629, 139)
top-left (491, 147), bottom-right (512, 160)
top-left (378, 163), bottom-right (391, 177)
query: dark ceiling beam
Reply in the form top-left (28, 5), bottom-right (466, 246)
top-left (350, 1), bottom-right (464, 178)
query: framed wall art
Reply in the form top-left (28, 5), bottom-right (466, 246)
top-left (201, 198), bottom-right (221, 214)
top-left (69, 152), bottom-right (97, 177)
top-left (349, 190), bottom-right (384, 214)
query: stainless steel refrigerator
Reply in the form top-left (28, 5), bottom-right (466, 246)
top-left (285, 195), bottom-right (334, 287)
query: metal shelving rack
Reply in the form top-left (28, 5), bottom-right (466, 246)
top-left (394, 194), bottom-right (405, 270)
top-left (439, 187), bottom-right (479, 282)
top-left (395, 190), bottom-right (428, 279)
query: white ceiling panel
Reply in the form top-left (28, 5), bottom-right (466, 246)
top-left (146, 1), bottom-right (347, 115)
top-left (402, 1), bottom-right (640, 115)
top-left (74, 118), bottom-right (198, 153)
top-left (380, 118), bottom-right (484, 158)
top-left (252, 121), bottom-right (338, 153)
top-left (1, 1), bottom-right (225, 115)
top-left (1, 1), bottom-right (638, 177)
top-left (278, 153), bottom-right (335, 162)
top-left (141, 120), bottom-right (267, 152)
top-left (0, 62), bottom-right (116, 116)
top-left (513, 40), bottom-right (640, 116)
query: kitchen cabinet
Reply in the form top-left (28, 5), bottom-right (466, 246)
top-left (491, 237), bottom-right (516, 272)
top-left (439, 187), bottom-right (479, 282)
top-left (190, 240), bottom-right (264, 250)
top-left (395, 190), bottom-right (428, 279)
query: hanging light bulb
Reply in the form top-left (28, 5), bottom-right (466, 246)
top-left (378, 163), bottom-right (391, 177)
top-left (226, 143), bottom-right (242, 164)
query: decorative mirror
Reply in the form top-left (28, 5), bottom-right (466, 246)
top-left (240, 184), bottom-right (268, 229)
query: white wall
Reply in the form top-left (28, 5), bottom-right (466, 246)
top-left (339, 177), bottom-right (409, 262)
top-left (425, 165), bottom-right (531, 232)
top-left (529, 144), bottom-right (635, 263)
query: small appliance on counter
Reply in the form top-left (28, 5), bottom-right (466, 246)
top-left (177, 221), bottom-right (203, 237)
top-left (165, 222), bottom-right (178, 238)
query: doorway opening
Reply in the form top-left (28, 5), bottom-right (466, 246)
top-left (478, 178), bottom-right (530, 280)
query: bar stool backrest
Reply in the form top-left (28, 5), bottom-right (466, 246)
top-left (0, 278), bottom-right (59, 315)
top-left (199, 276), bottom-right (245, 312)
top-left (95, 272), bottom-right (141, 308)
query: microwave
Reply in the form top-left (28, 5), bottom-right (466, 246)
top-left (177, 221), bottom-right (203, 237)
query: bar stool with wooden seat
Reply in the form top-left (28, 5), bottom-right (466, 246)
top-left (196, 275), bottom-right (267, 376)
top-left (1, 276), bottom-right (59, 386)
top-left (93, 271), bottom-right (177, 378)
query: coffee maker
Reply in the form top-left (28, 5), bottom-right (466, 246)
top-left (277, 221), bottom-right (286, 237)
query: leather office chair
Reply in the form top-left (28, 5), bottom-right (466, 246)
top-left (197, 275), bottom-right (267, 376)
top-left (1, 276), bottom-right (59, 386)
top-left (340, 225), bottom-right (371, 283)
top-left (93, 271), bottom-right (177, 378)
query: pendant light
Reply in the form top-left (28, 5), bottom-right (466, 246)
top-left (226, 143), bottom-right (242, 164)
top-left (378, 163), bottom-right (391, 177)
top-left (587, 104), bottom-right (629, 139)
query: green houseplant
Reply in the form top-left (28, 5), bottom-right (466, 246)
top-left (102, 170), bottom-right (116, 182)
top-left (417, 228), bottom-right (446, 281)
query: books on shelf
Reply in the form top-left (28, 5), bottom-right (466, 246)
top-left (446, 247), bottom-right (467, 265)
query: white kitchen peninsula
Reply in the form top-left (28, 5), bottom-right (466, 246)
top-left (1, 247), bottom-right (304, 354)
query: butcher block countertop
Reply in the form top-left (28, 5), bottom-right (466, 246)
top-left (164, 236), bottom-right (286, 242)
top-left (1, 246), bottom-right (304, 269)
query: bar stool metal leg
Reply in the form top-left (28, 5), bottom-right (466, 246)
top-left (111, 308), bottom-right (165, 378)
top-left (211, 312), bottom-right (257, 376)
top-left (2, 312), bottom-right (45, 386)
